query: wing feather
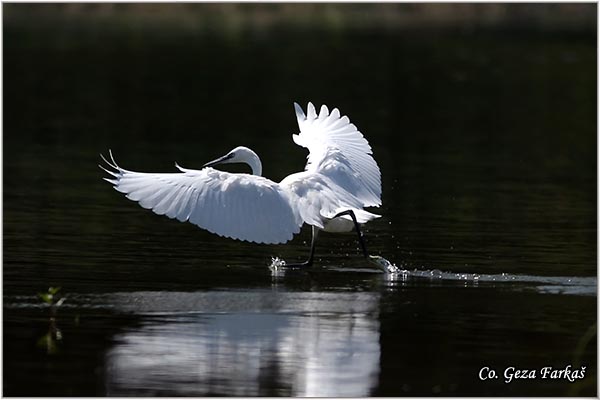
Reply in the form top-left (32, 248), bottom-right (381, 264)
top-left (154, 183), bottom-right (183, 215)
top-left (184, 186), bottom-right (199, 222)
top-left (100, 155), bottom-right (302, 244)
top-left (172, 186), bottom-right (193, 220)
top-left (292, 102), bottom-right (382, 207)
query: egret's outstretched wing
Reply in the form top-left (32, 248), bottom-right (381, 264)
top-left (100, 152), bottom-right (302, 244)
top-left (292, 102), bottom-right (382, 207)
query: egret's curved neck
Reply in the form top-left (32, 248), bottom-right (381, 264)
top-left (244, 153), bottom-right (262, 176)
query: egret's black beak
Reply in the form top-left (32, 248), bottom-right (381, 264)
top-left (203, 153), bottom-right (234, 168)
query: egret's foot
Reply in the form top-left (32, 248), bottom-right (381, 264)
top-left (269, 257), bottom-right (312, 270)
top-left (281, 260), bottom-right (313, 268)
top-left (368, 255), bottom-right (400, 273)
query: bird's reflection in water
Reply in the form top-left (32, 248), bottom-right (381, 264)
top-left (105, 291), bottom-right (380, 397)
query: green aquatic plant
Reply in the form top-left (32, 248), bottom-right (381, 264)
top-left (36, 323), bottom-right (62, 355)
top-left (36, 287), bottom-right (65, 355)
top-left (37, 286), bottom-right (66, 307)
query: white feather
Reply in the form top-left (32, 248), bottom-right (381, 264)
top-left (293, 102), bottom-right (382, 207)
top-left (103, 162), bottom-right (302, 244)
top-left (100, 102), bottom-right (382, 247)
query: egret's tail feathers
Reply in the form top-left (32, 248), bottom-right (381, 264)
top-left (326, 207), bottom-right (381, 224)
top-left (351, 209), bottom-right (381, 223)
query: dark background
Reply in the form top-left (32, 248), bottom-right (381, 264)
top-left (3, 3), bottom-right (597, 396)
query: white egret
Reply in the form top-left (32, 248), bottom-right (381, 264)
top-left (100, 102), bottom-right (382, 267)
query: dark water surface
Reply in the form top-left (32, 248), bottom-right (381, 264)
top-left (3, 4), bottom-right (597, 396)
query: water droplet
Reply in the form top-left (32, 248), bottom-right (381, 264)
top-left (430, 269), bottom-right (443, 279)
top-left (269, 257), bottom-right (287, 268)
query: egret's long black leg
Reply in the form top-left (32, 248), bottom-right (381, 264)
top-left (333, 210), bottom-right (369, 258)
top-left (306, 225), bottom-right (319, 265)
top-left (286, 226), bottom-right (319, 267)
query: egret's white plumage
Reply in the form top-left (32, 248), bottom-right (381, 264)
top-left (101, 102), bottom-right (382, 264)
top-left (292, 103), bottom-right (381, 208)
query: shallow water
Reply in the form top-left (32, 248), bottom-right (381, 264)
top-left (3, 4), bottom-right (597, 397)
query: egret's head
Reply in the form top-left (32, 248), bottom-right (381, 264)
top-left (203, 146), bottom-right (262, 176)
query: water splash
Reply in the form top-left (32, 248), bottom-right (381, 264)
top-left (268, 257), bottom-right (288, 279)
top-left (382, 268), bottom-right (597, 296)
top-left (269, 256), bottom-right (287, 269)
top-left (264, 255), bottom-right (597, 297)
top-left (368, 255), bottom-right (401, 273)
